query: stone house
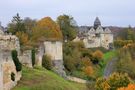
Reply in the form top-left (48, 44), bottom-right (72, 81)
top-left (74, 17), bottom-right (113, 49)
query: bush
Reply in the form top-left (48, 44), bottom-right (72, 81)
top-left (118, 84), bottom-right (135, 90)
top-left (11, 50), bottom-right (22, 72)
top-left (11, 72), bottom-right (15, 81)
top-left (95, 72), bottom-right (132, 90)
top-left (32, 48), bottom-right (35, 66)
top-left (42, 55), bottom-right (52, 70)
top-left (115, 47), bottom-right (135, 79)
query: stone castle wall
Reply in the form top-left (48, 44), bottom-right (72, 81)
top-left (44, 41), bottom-right (63, 61)
top-left (0, 50), bottom-right (21, 90)
top-left (0, 35), bottom-right (20, 53)
top-left (19, 50), bottom-right (33, 68)
top-left (43, 41), bottom-right (66, 78)
top-left (0, 29), bottom-right (22, 90)
top-left (35, 41), bottom-right (66, 78)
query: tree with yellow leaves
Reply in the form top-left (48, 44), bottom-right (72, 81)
top-left (16, 31), bottom-right (28, 46)
top-left (32, 17), bottom-right (63, 42)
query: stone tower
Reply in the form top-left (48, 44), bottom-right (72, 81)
top-left (94, 17), bottom-right (101, 29)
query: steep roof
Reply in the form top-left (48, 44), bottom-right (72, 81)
top-left (94, 17), bottom-right (101, 29)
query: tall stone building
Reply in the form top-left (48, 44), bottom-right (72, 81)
top-left (74, 17), bottom-right (113, 49)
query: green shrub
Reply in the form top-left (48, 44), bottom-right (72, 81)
top-left (11, 50), bottom-right (22, 72)
top-left (42, 55), bottom-right (52, 70)
top-left (32, 48), bottom-right (35, 66)
top-left (11, 72), bottom-right (15, 81)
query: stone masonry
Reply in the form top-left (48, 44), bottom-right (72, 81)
top-left (74, 17), bottom-right (113, 49)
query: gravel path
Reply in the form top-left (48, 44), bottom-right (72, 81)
top-left (104, 58), bottom-right (118, 78)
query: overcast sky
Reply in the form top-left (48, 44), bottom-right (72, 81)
top-left (0, 0), bottom-right (135, 27)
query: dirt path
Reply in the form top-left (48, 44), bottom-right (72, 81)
top-left (104, 58), bottom-right (118, 78)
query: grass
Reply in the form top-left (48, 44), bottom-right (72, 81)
top-left (96, 50), bottom-right (116, 77)
top-left (12, 66), bottom-right (89, 90)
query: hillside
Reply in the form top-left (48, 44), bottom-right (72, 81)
top-left (12, 67), bottom-right (89, 90)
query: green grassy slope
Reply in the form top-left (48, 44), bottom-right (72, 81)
top-left (12, 67), bottom-right (89, 90)
top-left (97, 50), bottom-right (116, 77)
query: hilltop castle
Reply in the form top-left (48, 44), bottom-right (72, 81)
top-left (74, 17), bottom-right (113, 49)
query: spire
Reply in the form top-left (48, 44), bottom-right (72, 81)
top-left (94, 17), bottom-right (101, 29)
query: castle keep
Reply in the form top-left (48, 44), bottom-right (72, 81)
top-left (74, 17), bottom-right (113, 49)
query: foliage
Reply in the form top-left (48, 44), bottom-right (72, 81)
top-left (63, 41), bottom-right (106, 79)
top-left (116, 26), bottom-right (135, 42)
top-left (118, 84), bottom-right (135, 90)
top-left (95, 72), bottom-right (132, 90)
top-left (11, 50), bottom-right (22, 72)
top-left (23, 17), bottom-right (36, 37)
top-left (11, 72), bottom-right (15, 81)
top-left (114, 45), bottom-right (135, 79)
top-left (31, 48), bottom-right (36, 66)
top-left (114, 40), bottom-right (133, 48)
top-left (57, 14), bottom-right (77, 41)
top-left (92, 50), bottom-right (103, 64)
top-left (31, 17), bottom-right (63, 43)
top-left (16, 31), bottom-right (29, 45)
top-left (42, 54), bottom-right (53, 70)
top-left (83, 66), bottom-right (94, 77)
top-left (63, 41), bottom-right (84, 73)
top-left (8, 13), bottom-right (26, 34)
top-left (93, 50), bottom-right (103, 60)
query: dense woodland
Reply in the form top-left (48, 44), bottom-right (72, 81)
top-left (7, 13), bottom-right (135, 90)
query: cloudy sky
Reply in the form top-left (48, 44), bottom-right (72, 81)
top-left (0, 0), bottom-right (135, 27)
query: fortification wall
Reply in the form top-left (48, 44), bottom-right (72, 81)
top-left (19, 50), bottom-right (32, 68)
top-left (44, 41), bottom-right (63, 60)
top-left (0, 50), bottom-right (3, 90)
top-left (0, 35), bottom-right (20, 53)
top-left (44, 41), bottom-right (66, 78)
top-left (0, 50), bottom-right (21, 90)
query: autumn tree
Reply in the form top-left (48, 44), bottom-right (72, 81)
top-left (92, 50), bottom-right (103, 64)
top-left (31, 17), bottom-right (63, 43)
top-left (95, 72), bottom-right (132, 90)
top-left (16, 31), bottom-right (29, 46)
top-left (83, 66), bottom-right (94, 77)
top-left (57, 14), bottom-right (77, 41)
top-left (118, 84), bottom-right (135, 90)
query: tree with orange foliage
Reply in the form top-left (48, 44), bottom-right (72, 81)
top-left (118, 84), bottom-right (135, 90)
top-left (83, 66), bottom-right (93, 77)
top-left (92, 50), bottom-right (103, 64)
top-left (16, 31), bottom-right (28, 45)
top-left (32, 17), bottom-right (63, 42)
top-left (93, 50), bottom-right (103, 60)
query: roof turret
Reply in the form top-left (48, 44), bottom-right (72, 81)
top-left (94, 17), bottom-right (101, 29)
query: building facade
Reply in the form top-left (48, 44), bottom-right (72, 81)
top-left (75, 17), bottom-right (113, 49)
